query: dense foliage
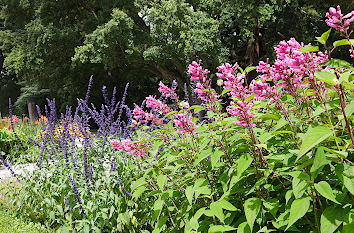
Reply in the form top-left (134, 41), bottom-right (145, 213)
top-left (0, 0), bottom-right (352, 114)
top-left (0, 4), bottom-right (353, 233)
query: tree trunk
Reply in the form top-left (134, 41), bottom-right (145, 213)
top-left (27, 101), bottom-right (38, 124)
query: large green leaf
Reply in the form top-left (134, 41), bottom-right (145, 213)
top-left (322, 59), bottom-right (352, 69)
top-left (321, 206), bottom-right (350, 233)
top-left (244, 197), bottom-right (262, 231)
top-left (286, 197), bottom-right (310, 230)
top-left (345, 99), bottom-right (354, 117)
top-left (343, 166), bottom-right (354, 195)
top-left (208, 225), bottom-right (236, 233)
top-left (297, 126), bottom-right (333, 161)
top-left (291, 172), bottom-right (309, 199)
top-left (185, 185), bottom-right (194, 205)
top-left (218, 199), bottom-right (238, 211)
top-left (343, 209), bottom-right (354, 233)
top-left (157, 174), bottom-right (167, 191)
top-left (316, 28), bottom-right (331, 45)
top-left (315, 71), bottom-right (338, 86)
top-left (210, 202), bottom-right (225, 222)
top-left (237, 153), bottom-right (253, 177)
top-left (314, 181), bottom-right (340, 204)
top-left (310, 147), bottom-right (328, 178)
top-left (237, 222), bottom-right (251, 233)
top-left (333, 39), bottom-right (354, 47)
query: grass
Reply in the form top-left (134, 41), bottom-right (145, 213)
top-left (0, 179), bottom-right (50, 233)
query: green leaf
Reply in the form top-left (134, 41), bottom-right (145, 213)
top-left (315, 71), bottom-right (338, 86)
top-left (189, 105), bottom-right (206, 113)
top-left (345, 99), bottom-right (354, 117)
top-left (218, 199), bottom-right (238, 211)
top-left (322, 59), bottom-right (352, 69)
top-left (343, 166), bottom-right (354, 195)
top-left (210, 202), bottom-right (225, 222)
top-left (291, 172), bottom-right (309, 198)
top-left (194, 178), bottom-right (211, 199)
top-left (310, 147), bottom-right (328, 178)
top-left (245, 94), bottom-right (257, 102)
top-left (208, 225), bottom-right (236, 233)
top-left (185, 185), bottom-right (194, 205)
top-left (237, 153), bottom-right (253, 177)
top-left (163, 110), bottom-right (177, 118)
top-left (333, 39), bottom-right (354, 47)
top-left (314, 181), bottom-right (340, 204)
top-left (316, 28), bottom-right (331, 45)
top-left (211, 149), bottom-right (223, 169)
top-left (298, 45), bottom-right (319, 53)
top-left (321, 206), bottom-right (350, 233)
top-left (133, 186), bottom-right (146, 199)
top-left (343, 209), bottom-right (354, 233)
top-left (259, 114), bottom-right (280, 121)
top-left (245, 66), bottom-right (257, 73)
top-left (132, 177), bottom-right (146, 191)
top-left (221, 89), bottom-right (232, 96)
top-left (286, 197), bottom-right (311, 230)
top-left (297, 126), bottom-right (333, 162)
top-left (157, 174), bottom-right (167, 191)
top-left (244, 198), bottom-right (262, 231)
top-left (263, 199), bottom-right (279, 218)
top-left (194, 148), bottom-right (212, 165)
top-left (237, 222), bottom-right (251, 233)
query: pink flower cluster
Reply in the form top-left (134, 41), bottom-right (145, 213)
top-left (158, 82), bottom-right (178, 100)
top-left (111, 139), bottom-right (146, 157)
top-left (188, 60), bottom-right (210, 83)
top-left (326, 6), bottom-right (354, 34)
top-left (216, 62), bottom-right (257, 128)
top-left (188, 60), bottom-right (220, 110)
top-left (227, 101), bottom-right (255, 128)
top-left (257, 38), bottom-right (328, 99)
top-left (174, 113), bottom-right (197, 134)
top-left (216, 63), bottom-right (247, 99)
top-left (146, 96), bottom-right (172, 114)
top-left (132, 105), bottom-right (163, 125)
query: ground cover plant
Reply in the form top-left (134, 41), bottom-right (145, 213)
top-left (1, 5), bottom-right (354, 233)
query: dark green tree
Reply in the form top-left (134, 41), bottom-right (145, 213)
top-left (0, 0), bottom-right (352, 113)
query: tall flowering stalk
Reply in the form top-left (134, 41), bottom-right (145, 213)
top-left (326, 6), bottom-right (354, 58)
top-left (188, 60), bottom-right (220, 111)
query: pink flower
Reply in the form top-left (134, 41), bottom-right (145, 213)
top-left (174, 113), bottom-right (197, 134)
top-left (146, 96), bottom-right (172, 114)
top-left (111, 139), bottom-right (147, 157)
top-left (133, 106), bottom-right (146, 120)
top-left (188, 60), bottom-right (210, 82)
top-left (227, 101), bottom-right (255, 128)
top-left (158, 82), bottom-right (178, 100)
top-left (257, 38), bottom-right (328, 100)
top-left (326, 6), bottom-right (354, 33)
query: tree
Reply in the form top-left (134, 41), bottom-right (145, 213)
top-left (0, 0), bottom-right (351, 112)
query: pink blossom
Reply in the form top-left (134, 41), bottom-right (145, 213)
top-left (133, 106), bottom-right (146, 120)
top-left (326, 6), bottom-right (354, 34)
top-left (111, 139), bottom-right (147, 157)
top-left (227, 101), bottom-right (255, 128)
top-left (257, 38), bottom-right (328, 98)
top-left (158, 82), bottom-right (178, 100)
top-left (188, 60), bottom-right (210, 82)
top-left (146, 96), bottom-right (172, 114)
top-left (174, 113), bottom-right (197, 134)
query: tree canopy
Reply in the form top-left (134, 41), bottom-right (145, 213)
top-left (0, 0), bottom-right (351, 114)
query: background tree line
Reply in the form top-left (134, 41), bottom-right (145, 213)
top-left (0, 0), bottom-right (351, 118)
